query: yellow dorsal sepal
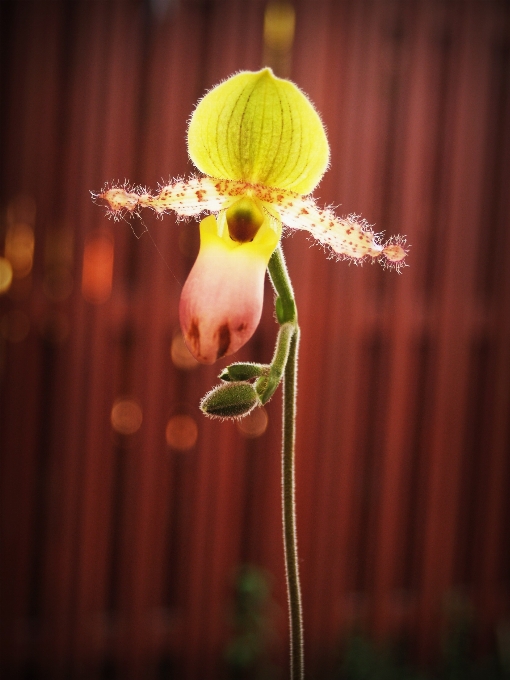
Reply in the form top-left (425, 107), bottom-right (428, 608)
top-left (187, 68), bottom-right (329, 195)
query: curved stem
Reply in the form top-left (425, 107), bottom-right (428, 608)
top-left (267, 246), bottom-right (303, 680)
top-left (268, 246), bottom-right (297, 325)
top-left (257, 322), bottom-right (294, 404)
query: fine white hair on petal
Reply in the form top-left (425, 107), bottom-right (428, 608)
top-left (145, 176), bottom-right (227, 215)
top-left (202, 178), bottom-right (386, 261)
top-left (243, 185), bottom-right (408, 268)
top-left (98, 176), bottom-right (227, 218)
top-left (96, 174), bottom-right (407, 268)
top-left (274, 192), bottom-right (384, 260)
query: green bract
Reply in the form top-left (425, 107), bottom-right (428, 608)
top-left (187, 68), bottom-right (330, 195)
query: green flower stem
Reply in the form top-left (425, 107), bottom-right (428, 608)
top-left (269, 245), bottom-right (297, 326)
top-left (268, 246), bottom-right (303, 680)
top-left (256, 322), bottom-right (294, 404)
top-left (283, 326), bottom-right (302, 680)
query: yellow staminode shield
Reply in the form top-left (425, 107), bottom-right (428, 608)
top-left (187, 68), bottom-right (329, 195)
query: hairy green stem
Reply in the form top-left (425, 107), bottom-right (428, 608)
top-left (282, 327), bottom-right (303, 680)
top-left (256, 322), bottom-right (294, 404)
top-left (268, 246), bottom-right (303, 680)
top-left (268, 246), bottom-right (297, 325)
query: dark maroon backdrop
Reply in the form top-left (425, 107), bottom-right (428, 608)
top-left (1, 1), bottom-right (509, 678)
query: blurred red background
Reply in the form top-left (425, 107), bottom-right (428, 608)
top-left (1, 0), bottom-right (509, 678)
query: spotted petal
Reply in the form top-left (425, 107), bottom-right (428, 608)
top-left (98, 177), bottom-right (406, 267)
top-left (97, 176), bottom-right (226, 218)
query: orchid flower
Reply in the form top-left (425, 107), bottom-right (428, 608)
top-left (96, 67), bottom-right (408, 680)
top-left (99, 68), bottom-right (406, 364)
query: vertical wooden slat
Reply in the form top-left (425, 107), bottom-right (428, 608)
top-left (371, 0), bottom-right (432, 639)
top-left (38, 2), bottom-right (138, 675)
top-left (476, 1), bottom-right (510, 647)
top-left (417, 0), bottom-right (497, 659)
top-left (1, 1), bottom-right (67, 674)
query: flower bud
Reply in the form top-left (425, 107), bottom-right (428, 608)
top-left (219, 362), bottom-right (269, 382)
top-left (200, 381), bottom-right (260, 419)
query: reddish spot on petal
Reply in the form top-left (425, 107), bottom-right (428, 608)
top-left (188, 318), bottom-right (200, 355)
top-left (216, 323), bottom-right (231, 359)
top-left (383, 244), bottom-right (407, 262)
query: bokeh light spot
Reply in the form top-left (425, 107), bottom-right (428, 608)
top-left (82, 231), bottom-right (114, 304)
top-left (237, 406), bottom-right (268, 438)
top-left (264, 2), bottom-right (295, 50)
top-left (165, 415), bottom-right (198, 450)
top-left (0, 257), bottom-right (13, 293)
top-left (171, 332), bottom-right (199, 370)
top-left (111, 398), bottom-right (143, 435)
top-left (5, 223), bottom-right (35, 278)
